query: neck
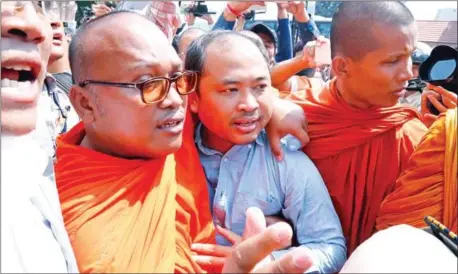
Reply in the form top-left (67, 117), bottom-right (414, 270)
top-left (48, 56), bottom-right (70, 74)
top-left (201, 126), bottom-right (234, 154)
top-left (335, 78), bottom-right (373, 109)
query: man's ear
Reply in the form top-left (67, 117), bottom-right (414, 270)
top-left (331, 56), bottom-right (349, 78)
top-left (69, 85), bottom-right (96, 123)
top-left (189, 92), bottom-right (200, 114)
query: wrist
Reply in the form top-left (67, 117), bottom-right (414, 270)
top-left (294, 12), bottom-right (309, 23)
top-left (223, 8), bottom-right (238, 22)
top-left (226, 3), bottom-right (243, 17)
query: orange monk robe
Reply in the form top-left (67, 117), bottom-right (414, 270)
top-left (377, 108), bottom-right (457, 232)
top-left (55, 118), bottom-right (216, 273)
top-left (280, 78), bottom-right (428, 254)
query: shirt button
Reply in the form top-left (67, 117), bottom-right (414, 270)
top-left (247, 144), bottom-right (252, 149)
top-left (223, 158), bottom-right (229, 162)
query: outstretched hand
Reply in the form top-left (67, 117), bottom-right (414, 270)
top-left (267, 99), bottom-right (309, 161)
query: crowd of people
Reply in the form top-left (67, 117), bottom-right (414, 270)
top-left (1, 1), bottom-right (457, 273)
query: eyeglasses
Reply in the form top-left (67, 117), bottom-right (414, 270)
top-left (79, 71), bottom-right (198, 104)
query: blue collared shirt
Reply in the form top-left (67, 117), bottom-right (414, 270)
top-left (195, 124), bottom-right (346, 273)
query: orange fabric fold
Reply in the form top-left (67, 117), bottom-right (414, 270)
top-left (282, 78), bottom-right (427, 254)
top-left (55, 119), bottom-right (216, 273)
top-left (376, 108), bottom-right (457, 232)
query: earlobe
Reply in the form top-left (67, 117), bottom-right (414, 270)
top-left (69, 86), bottom-right (95, 123)
top-left (189, 93), bottom-right (200, 114)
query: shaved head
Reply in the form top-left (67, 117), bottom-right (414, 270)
top-left (177, 27), bottom-right (206, 58)
top-left (331, 1), bottom-right (415, 60)
top-left (69, 11), bottom-right (160, 84)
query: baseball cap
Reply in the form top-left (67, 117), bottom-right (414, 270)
top-left (249, 23), bottom-right (278, 46)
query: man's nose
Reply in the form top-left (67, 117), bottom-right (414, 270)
top-left (1, 2), bottom-right (46, 44)
top-left (50, 20), bottom-right (63, 31)
top-left (237, 91), bottom-right (260, 113)
top-left (159, 84), bottom-right (184, 109)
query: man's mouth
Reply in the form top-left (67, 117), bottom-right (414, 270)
top-left (53, 33), bottom-right (63, 45)
top-left (1, 65), bottom-right (37, 88)
top-left (158, 119), bottom-right (183, 129)
top-left (234, 117), bottom-right (260, 126)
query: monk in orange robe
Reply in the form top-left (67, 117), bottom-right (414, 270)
top-left (56, 11), bottom-right (315, 274)
top-left (273, 1), bottom-right (428, 254)
top-left (377, 88), bottom-right (457, 232)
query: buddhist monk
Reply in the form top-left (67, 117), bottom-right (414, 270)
top-left (272, 1), bottom-right (429, 254)
top-left (377, 85), bottom-right (457, 232)
top-left (56, 10), bottom-right (314, 273)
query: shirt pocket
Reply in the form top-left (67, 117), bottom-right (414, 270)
top-left (232, 191), bottom-right (282, 224)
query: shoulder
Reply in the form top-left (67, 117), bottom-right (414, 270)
top-left (398, 116), bottom-right (428, 147)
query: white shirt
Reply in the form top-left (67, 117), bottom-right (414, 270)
top-left (1, 133), bottom-right (78, 273)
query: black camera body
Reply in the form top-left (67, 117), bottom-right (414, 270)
top-left (184, 1), bottom-right (209, 17)
top-left (408, 45), bottom-right (457, 115)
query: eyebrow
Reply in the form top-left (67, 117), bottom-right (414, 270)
top-left (221, 76), bottom-right (268, 85)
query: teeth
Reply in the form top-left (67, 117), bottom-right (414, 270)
top-left (4, 65), bottom-right (32, 71)
top-left (1, 79), bottom-right (31, 88)
top-left (160, 121), bottom-right (179, 128)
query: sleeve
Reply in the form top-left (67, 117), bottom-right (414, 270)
top-left (272, 151), bottom-right (347, 273)
top-left (296, 17), bottom-right (321, 43)
top-left (275, 18), bottom-right (293, 63)
top-left (212, 12), bottom-right (236, 31)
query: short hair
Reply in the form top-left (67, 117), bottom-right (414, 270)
top-left (184, 30), bottom-right (270, 76)
top-left (69, 10), bottom-right (152, 84)
top-left (176, 27), bottom-right (207, 50)
top-left (330, 1), bottom-right (415, 60)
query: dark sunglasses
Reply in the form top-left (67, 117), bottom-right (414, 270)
top-left (78, 71), bottom-right (198, 104)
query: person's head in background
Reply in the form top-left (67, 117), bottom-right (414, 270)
top-left (185, 31), bottom-right (274, 153)
top-left (249, 23), bottom-right (277, 66)
top-left (330, 1), bottom-right (416, 108)
top-left (45, 8), bottom-right (71, 73)
top-left (1, 1), bottom-right (52, 135)
top-left (176, 27), bottom-right (206, 62)
top-left (411, 42), bottom-right (431, 78)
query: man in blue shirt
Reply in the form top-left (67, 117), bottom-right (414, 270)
top-left (185, 30), bottom-right (346, 273)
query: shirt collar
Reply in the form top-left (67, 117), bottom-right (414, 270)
top-left (194, 122), bottom-right (264, 156)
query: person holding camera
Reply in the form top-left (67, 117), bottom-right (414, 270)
top-left (377, 84), bottom-right (457, 234)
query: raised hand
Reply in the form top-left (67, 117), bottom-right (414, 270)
top-left (421, 84), bottom-right (457, 127)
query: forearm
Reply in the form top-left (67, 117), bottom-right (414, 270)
top-left (271, 56), bottom-right (311, 87)
top-left (275, 18), bottom-right (293, 63)
top-left (212, 9), bottom-right (236, 31)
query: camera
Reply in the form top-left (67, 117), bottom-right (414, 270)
top-left (419, 45), bottom-right (457, 115)
top-left (184, 1), bottom-right (210, 17)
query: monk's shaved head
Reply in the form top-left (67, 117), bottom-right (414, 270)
top-left (69, 11), bottom-right (159, 84)
top-left (177, 27), bottom-right (206, 57)
top-left (331, 1), bottom-right (415, 60)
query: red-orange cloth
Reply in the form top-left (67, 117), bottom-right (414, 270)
top-left (376, 108), bottom-right (457, 232)
top-left (55, 119), bottom-right (216, 273)
top-left (282, 78), bottom-right (427, 254)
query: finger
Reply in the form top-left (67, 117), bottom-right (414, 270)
top-left (243, 207), bottom-right (267, 240)
top-left (253, 247), bottom-right (314, 273)
top-left (267, 131), bottom-right (284, 161)
top-left (428, 95), bottom-right (448, 113)
top-left (192, 255), bottom-right (226, 268)
top-left (291, 125), bottom-right (309, 148)
top-left (422, 113), bottom-right (437, 128)
top-left (216, 225), bottom-right (242, 245)
top-left (426, 83), bottom-right (458, 103)
top-left (222, 222), bottom-right (293, 273)
top-left (191, 243), bottom-right (233, 257)
top-left (442, 96), bottom-right (457, 109)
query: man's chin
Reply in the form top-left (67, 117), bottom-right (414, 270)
top-left (1, 109), bottom-right (37, 136)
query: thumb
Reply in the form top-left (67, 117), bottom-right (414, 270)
top-left (243, 207), bottom-right (267, 240)
top-left (268, 131), bottom-right (284, 161)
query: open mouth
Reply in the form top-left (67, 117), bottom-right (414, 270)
top-left (234, 117), bottom-right (260, 127)
top-left (1, 65), bottom-right (37, 88)
top-left (53, 32), bottom-right (63, 44)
